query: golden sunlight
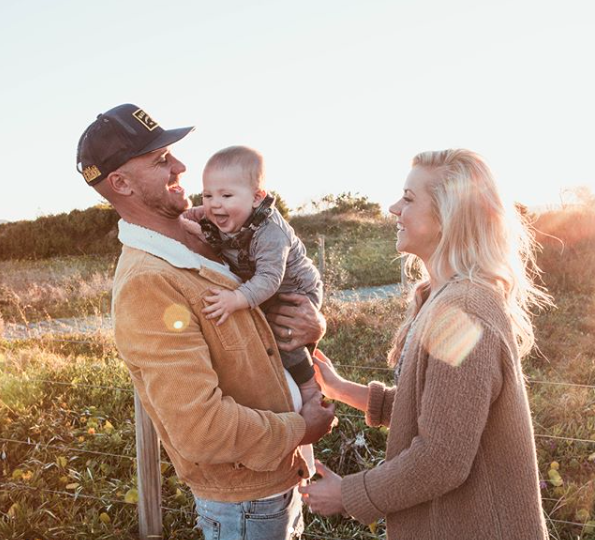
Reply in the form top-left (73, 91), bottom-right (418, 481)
top-left (423, 305), bottom-right (483, 367)
top-left (162, 304), bottom-right (191, 332)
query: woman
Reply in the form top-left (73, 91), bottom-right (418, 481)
top-left (299, 149), bottom-right (551, 539)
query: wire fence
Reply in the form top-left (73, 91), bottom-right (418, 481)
top-left (5, 363), bottom-right (595, 397)
top-left (4, 337), bottom-right (595, 446)
top-left (2, 327), bottom-right (595, 538)
top-left (3, 409), bottom-right (595, 471)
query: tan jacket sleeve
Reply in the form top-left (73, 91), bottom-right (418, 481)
top-left (342, 323), bottom-right (504, 525)
top-left (114, 271), bottom-right (306, 472)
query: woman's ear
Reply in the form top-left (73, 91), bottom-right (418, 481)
top-left (253, 189), bottom-right (267, 207)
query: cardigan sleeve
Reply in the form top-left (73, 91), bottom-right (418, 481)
top-left (365, 381), bottom-right (397, 427)
top-left (342, 320), bottom-right (504, 525)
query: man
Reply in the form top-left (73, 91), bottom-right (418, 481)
top-left (76, 103), bottom-right (336, 540)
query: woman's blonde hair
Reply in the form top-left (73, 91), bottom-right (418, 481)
top-left (389, 149), bottom-right (551, 365)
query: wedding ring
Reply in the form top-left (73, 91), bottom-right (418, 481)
top-left (287, 328), bottom-right (293, 338)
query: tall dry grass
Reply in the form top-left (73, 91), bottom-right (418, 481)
top-left (535, 206), bottom-right (595, 294)
top-left (0, 256), bottom-right (117, 323)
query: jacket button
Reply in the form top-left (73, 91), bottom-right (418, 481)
top-left (266, 348), bottom-right (274, 355)
top-left (297, 469), bottom-right (305, 477)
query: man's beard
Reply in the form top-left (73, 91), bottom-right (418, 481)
top-left (138, 184), bottom-right (190, 218)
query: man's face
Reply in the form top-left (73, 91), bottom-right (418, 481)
top-left (123, 147), bottom-right (191, 218)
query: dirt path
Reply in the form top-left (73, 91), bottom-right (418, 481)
top-left (2, 284), bottom-right (404, 340)
top-left (3, 315), bottom-right (113, 340)
top-left (330, 283), bottom-right (403, 302)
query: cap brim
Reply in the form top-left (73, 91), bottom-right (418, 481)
top-left (135, 126), bottom-right (195, 157)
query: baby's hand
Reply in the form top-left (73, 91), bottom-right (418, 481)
top-left (183, 205), bottom-right (206, 223)
top-left (181, 206), bottom-right (206, 239)
top-left (202, 288), bottom-right (249, 326)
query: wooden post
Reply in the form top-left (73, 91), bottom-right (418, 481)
top-left (317, 234), bottom-right (325, 279)
top-left (134, 390), bottom-right (163, 540)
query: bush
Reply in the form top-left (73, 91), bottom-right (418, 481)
top-left (298, 192), bottom-right (382, 217)
top-left (0, 206), bottom-right (119, 261)
top-left (0, 192), bottom-right (374, 261)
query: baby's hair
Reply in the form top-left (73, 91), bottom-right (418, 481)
top-left (204, 146), bottom-right (265, 190)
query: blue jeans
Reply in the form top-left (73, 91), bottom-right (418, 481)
top-left (194, 487), bottom-right (303, 540)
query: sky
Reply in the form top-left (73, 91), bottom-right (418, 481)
top-left (1, 0), bottom-right (594, 222)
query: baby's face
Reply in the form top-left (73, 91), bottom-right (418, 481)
top-left (202, 165), bottom-right (264, 234)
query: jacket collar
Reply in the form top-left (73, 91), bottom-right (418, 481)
top-left (118, 219), bottom-right (240, 283)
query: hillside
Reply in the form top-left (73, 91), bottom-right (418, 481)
top-left (1, 196), bottom-right (593, 297)
top-left (0, 193), bottom-right (385, 263)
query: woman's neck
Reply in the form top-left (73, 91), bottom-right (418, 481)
top-left (427, 267), bottom-right (456, 293)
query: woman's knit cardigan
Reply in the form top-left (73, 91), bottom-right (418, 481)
top-left (341, 280), bottom-right (548, 540)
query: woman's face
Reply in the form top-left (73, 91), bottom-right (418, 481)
top-left (389, 166), bottom-right (442, 263)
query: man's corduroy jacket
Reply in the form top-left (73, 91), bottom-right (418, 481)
top-left (112, 221), bottom-right (308, 502)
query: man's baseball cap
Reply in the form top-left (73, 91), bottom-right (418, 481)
top-left (76, 103), bottom-right (194, 186)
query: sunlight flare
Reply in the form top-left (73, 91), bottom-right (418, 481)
top-left (423, 305), bottom-right (483, 367)
top-left (163, 304), bottom-right (191, 332)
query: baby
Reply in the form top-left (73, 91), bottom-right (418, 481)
top-left (189, 145), bottom-right (323, 404)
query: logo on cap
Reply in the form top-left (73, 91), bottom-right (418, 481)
top-left (83, 165), bottom-right (102, 184)
top-left (133, 109), bottom-right (159, 131)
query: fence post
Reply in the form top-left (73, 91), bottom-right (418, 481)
top-left (317, 234), bottom-right (325, 279)
top-left (134, 390), bottom-right (163, 540)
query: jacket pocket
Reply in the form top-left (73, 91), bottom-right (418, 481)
top-left (198, 293), bottom-right (255, 351)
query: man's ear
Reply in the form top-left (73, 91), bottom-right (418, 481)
top-left (253, 189), bottom-right (267, 207)
top-left (106, 171), bottom-right (134, 196)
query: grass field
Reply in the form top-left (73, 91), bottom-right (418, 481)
top-left (1, 206), bottom-right (595, 539)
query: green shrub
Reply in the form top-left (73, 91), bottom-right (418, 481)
top-left (0, 206), bottom-right (119, 260)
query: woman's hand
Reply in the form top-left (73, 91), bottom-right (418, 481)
top-left (298, 460), bottom-right (345, 516)
top-left (312, 349), bottom-right (347, 402)
top-left (313, 349), bottom-right (371, 412)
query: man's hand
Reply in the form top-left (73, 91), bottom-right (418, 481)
top-left (299, 377), bottom-right (320, 405)
top-left (265, 293), bottom-right (326, 351)
top-left (202, 288), bottom-right (250, 326)
top-left (299, 392), bottom-right (337, 445)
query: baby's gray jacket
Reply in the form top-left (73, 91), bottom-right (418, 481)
top-left (219, 208), bottom-right (322, 309)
